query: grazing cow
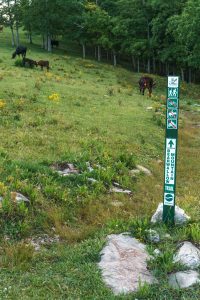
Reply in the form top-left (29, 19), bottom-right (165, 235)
top-left (22, 57), bottom-right (37, 68)
top-left (139, 76), bottom-right (156, 97)
top-left (0, 25), bottom-right (3, 32)
top-left (37, 60), bottom-right (50, 71)
top-left (12, 45), bottom-right (27, 59)
top-left (51, 40), bottom-right (59, 48)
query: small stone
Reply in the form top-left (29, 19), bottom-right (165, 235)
top-left (168, 270), bottom-right (200, 289)
top-left (146, 229), bottom-right (160, 243)
top-left (136, 165), bottom-right (152, 176)
top-left (88, 178), bottom-right (98, 183)
top-left (173, 242), bottom-right (200, 269)
top-left (156, 159), bottom-right (163, 165)
top-left (110, 187), bottom-right (132, 195)
top-left (147, 106), bottom-right (153, 111)
top-left (86, 162), bottom-right (94, 172)
top-left (151, 203), bottom-right (190, 225)
top-left (153, 249), bottom-right (161, 256)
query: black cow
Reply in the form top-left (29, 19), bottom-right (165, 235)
top-left (12, 46), bottom-right (27, 59)
top-left (37, 60), bottom-right (50, 71)
top-left (139, 76), bottom-right (156, 97)
top-left (51, 40), bottom-right (59, 48)
top-left (22, 57), bottom-right (37, 68)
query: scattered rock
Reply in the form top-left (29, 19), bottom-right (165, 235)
top-left (86, 162), bottom-right (94, 172)
top-left (110, 187), bottom-right (132, 195)
top-left (147, 106), bottom-right (153, 111)
top-left (173, 242), bottom-right (200, 269)
top-left (151, 203), bottom-right (190, 225)
top-left (168, 270), bottom-right (200, 289)
top-left (153, 249), bottom-right (161, 256)
top-left (98, 233), bottom-right (157, 295)
top-left (27, 234), bottom-right (60, 251)
top-left (88, 178), bottom-right (98, 183)
top-left (146, 229), bottom-right (160, 243)
top-left (52, 162), bottom-right (79, 176)
top-left (162, 233), bottom-right (171, 240)
top-left (11, 192), bottom-right (30, 205)
top-left (0, 193), bottom-right (30, 207)
top-left (136, 165), bottom-right (152, 176)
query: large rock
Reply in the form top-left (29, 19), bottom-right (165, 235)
top-left (151, 203), bottom-right (190, 225)
top-left (136, 165), bottom-right (152, 176)
top-left (98, 233), bottom-right (156, 295)
top-left (168, 270), bottom-right (200, 289)
top-left (173, 242), bottom-right (200, 269)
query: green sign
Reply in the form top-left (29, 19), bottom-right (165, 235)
top-left (163, 76), bottom-right (180, 224)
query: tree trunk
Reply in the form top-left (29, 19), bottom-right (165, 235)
top-left (94, 47), bottom-right (97, 59)
top-left (131, 56), bottom-right (136, 71)
top-left (113, 52), bottom-right (117, 67)
top-left (106, 51), bottom-right (109, 61)
top-left (147, 58), bottom-right (150, 73)
top-left (166, 63), bottom-right (169, 75)
top-left (188, 68), bottom-right (192, 83)
top-left (153, 56), bottom-right (156, 74)
top-left (47, 34), bottom-right (51, 52)
top-left (181, 68), bottom-right (184, 81)
top-left (16, 25), bottom-right (20, 46)
top-left (82, 43), bottom-right (86, 59)
top-left (10, 26), bottom-right (15, 47)
top-left (29, 31), bottom-right (33, 44)
top-left (137, 58), bottom-right (140, 73)
top-left (97, 45), bottom-right (101, 62)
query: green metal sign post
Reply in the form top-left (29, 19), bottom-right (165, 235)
top-left (163, 76), bottom-right (180, 224)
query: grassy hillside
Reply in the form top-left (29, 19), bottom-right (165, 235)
top-left (0, 29), bottom-right (200, 299)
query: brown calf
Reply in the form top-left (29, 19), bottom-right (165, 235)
top-left (37, 60), bottom-right (50, 71)
top-left (23, 57), bottom-right (37, 68)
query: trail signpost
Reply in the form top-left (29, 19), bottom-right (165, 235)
top-left (163, 76), bottom-right (180, 224)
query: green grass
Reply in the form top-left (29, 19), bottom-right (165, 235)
top-left (0, 29), bottom-right (200, 299)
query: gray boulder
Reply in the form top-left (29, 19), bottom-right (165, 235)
top-left (151, 203), bottom-right (190, 225)
top-left (173, 242), bottom-right (200, 269)
top-left (98, 233), bottom-right (156, 295)
top-left (168, 270), bottom-right (200, 289)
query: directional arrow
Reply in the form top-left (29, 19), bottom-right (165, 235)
top-left (168, 140), bottom-right (174, 148)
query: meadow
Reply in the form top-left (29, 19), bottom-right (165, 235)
top-left (0, 29), bottom-right (200, 299)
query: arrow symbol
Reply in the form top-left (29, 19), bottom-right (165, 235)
top-left (168, 140), bottom-right (174, 148)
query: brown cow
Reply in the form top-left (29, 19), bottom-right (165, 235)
top-left (37, 60), bottom-right (50, 71)
top-left (23, 57), bottom-right (37, 68)
top-left (139, 76), bottom-right (156, 97)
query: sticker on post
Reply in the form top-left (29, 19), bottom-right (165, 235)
top-left (164, 193), bottom-right (175, 206)
top-left (167, 119), bottom-right (177, 129)
top-left (165, 139), bottom-right (176, 185)
top-left (167, 98), bottom-right (178, 108)
top-left (168, 76), bottom-right (179, 88)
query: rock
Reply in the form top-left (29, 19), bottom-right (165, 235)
top-left (168, 270), bottom-right (200, 289)
top-left (147, 106), bottom-right (153, 111)
top-left (86, 162), bottom-right (94, 172)
top-left (146, 229), bottom-right (160, 243)
top-left (88, 178), bottom-right (98, 183)
top-left (173, 242), bottom-right (200, 269)
top-left (151, 203), bottom-right (190, 225)
top-left (98, 233), bottom-right (157, 295)
top-left (136, 165), bottom-right (152, 176)
top-left (11, 192), bottom-right (30, 205)
top-left (27, 234), bottom-right (60, 251)
top-left (153, 249), bottom-right (161, 256)
top-left (110, 187), bottom-right (132, 195)
top-left (156, 159), bottom-right (163, 165)
top-left (52, 162), bottom-right (79, 176)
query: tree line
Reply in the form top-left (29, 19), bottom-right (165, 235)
top-left (0, 0), bottom-right (199, 82)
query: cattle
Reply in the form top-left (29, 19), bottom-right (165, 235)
top-left (37, 60), bottom-right (50, 71)
top-left (51, 40), bottom-right (59, 48)
top-left (22, 57), bottom-right (37, 68)
top-left (139, 76), bottom-right (156, 97)
top-left (0, 25), bottom-right (3, 32)
top-left (12, 45), bottom-right (27, 59)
